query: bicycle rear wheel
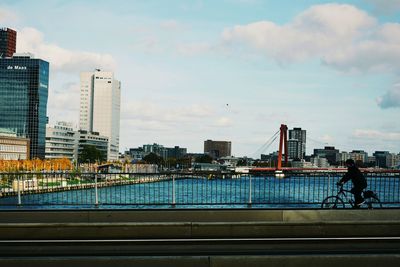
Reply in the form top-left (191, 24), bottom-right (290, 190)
top-left (321, 196), bottom-right (345, 209)
top-left (365, 195), bottom-right (382, 209)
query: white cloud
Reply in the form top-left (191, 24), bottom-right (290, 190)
top-left (159, 19), bottom-right (187, 32)
top-left (121, 102), bottom-right (215, 124)
top-left (320, 135), bottom-right (334, 144)
top-left (17, 27), bottom-right (116, 73)
top-left (212, 117), bottom-right (234, 127)
top-left (222, 3), bottom-right (400, 108)
top-left (47, 82), bottom-right (80, 125)
top-left (132, 36), bottom-right (164, 54)
top-left (376, 83), bottom-right (400, 108)
top-left (222, 4), bottom-right (378, 65)
top-left (353, 129), bottom-right (400, 141)
top-left (0, 7), bottom-right (18, 24)
top-left (221, 3), bottom-right (400, 71)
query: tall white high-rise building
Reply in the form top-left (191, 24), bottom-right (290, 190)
top-left (79, 70), bottom-right (121, 161)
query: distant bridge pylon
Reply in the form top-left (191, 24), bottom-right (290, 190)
top-left (277, 124), bottom-right (288, 170)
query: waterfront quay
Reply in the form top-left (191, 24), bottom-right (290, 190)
top-left (0, 172), bottom-right (176, 198)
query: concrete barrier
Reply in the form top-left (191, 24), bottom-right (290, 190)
top-left (1, 209), bottom-right (400, 223)
top-left (1, 210), bottom-right (400, 265)
top-left (0, 209), bottom-right (400, 239)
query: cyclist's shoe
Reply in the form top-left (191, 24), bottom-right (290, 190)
top-left (355, 200), bottom-right (365, 207)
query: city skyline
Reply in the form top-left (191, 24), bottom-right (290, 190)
top-left (1, 0), bottom-right (399, 156)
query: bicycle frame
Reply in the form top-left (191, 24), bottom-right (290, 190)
top-left (335, 187), bottom-right (355, 207)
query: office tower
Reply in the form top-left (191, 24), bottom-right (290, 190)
top-left (373, 151), bottom-right (391, 168)
top-left (313, 146), bottom-right (340, 165)
top-left (350, 150), bottom-right (368, 163)
top-left (0, 53), bottom-right (49, 159)
top-left (79, 70), bottom-right (120, 161)
top-left (288, 127), bottom-right (306, 159)
top-left (288, 139), bottom-right (302, 160)
top-left (0, 28), bottom-right (16, 58)
top-left (204, 140), bottom-right (232, 159)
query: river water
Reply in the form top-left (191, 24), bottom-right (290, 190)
top-left (0, 175), bottom-right (399, 209)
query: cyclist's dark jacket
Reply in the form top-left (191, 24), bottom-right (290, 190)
top-left (340, 165), bottom-right (367, 189)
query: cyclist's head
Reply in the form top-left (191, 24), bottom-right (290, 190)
top-left (345, 159), bottom-right (355, 167)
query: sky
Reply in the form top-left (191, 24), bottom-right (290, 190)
top-left (1, 0), bottom-right (399, 157)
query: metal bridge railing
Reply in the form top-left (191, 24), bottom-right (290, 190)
top-left (0, 171), bottom-right (399, 208)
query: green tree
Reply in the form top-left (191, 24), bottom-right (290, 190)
top-left (237, 158), bottom-right (247, 166)
top-left (79, 145), bottom-right (106, 164)
top-left (143, 153), bottom-right (164, 165)
top-left (195, 154), bottom-right (213, 164)
top-left (165, 157), bottom-right (179, 169)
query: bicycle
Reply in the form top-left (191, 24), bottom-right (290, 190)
top-left (321, 184), bottom-right (382, 209)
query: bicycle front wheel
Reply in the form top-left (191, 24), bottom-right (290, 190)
top-left (321, 196), bottom-right (345, 209)
top-left (365, 196), bottom-right (382, 209)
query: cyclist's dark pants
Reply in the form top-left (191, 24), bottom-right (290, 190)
top-left (351, 187), bottom-right (364, 205)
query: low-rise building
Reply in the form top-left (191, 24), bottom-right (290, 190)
top-left (219, 156), bottom-right (241, 168)
top-left (12, 178), bottom-right (38, 191)
top-left (77, 130), bottom-right (108, 162)
top-left (130, 143), bottom-right (187, 160)
top-left (45, 122), bottom-right (77, 161)
top-left (350, 150), bottom-right (368, 163)
top-left (311, 156), bottom-right (329, 168)
top-left (291, 160), bottom-right (315, 168)
top-left (313, 146), bottom-right (339, 165)
top-left (0, 128), bottom-right (30, 160)
top-left (387, 153), bottom-right (400, 169)
top-left (192, 163), bottom-right (224, 171)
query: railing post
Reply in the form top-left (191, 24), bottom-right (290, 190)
top-left (94, 173), bottom-right (99, 206)
top-left (172, 175), bottom-right (176, 206)
top-left (327, 174), bottom-right (330, 198)
top-left (248, 175), bottom-right (252, 206)
top-left (17, 174), bottom-right (22, 206)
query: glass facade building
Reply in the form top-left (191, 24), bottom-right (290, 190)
top-left (0, 54), bottom-right (49, 159)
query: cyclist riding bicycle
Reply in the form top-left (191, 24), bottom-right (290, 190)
top-left (337, 159), bottom-right (367, 208)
